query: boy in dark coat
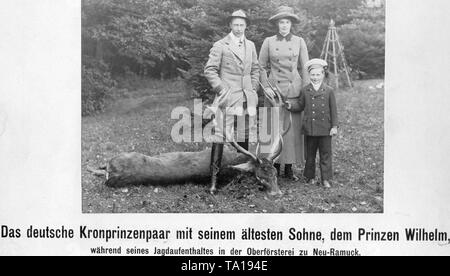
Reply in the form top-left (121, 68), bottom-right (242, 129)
top-left (286, 59), bottom-right (338, 188)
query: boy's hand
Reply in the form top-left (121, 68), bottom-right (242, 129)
top-left (330, 127), bottom-right (338, 137)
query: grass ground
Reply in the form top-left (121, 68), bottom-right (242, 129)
top-left (82, 79), bottom-right (384, 213)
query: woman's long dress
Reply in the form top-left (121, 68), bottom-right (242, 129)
top-left (259, 33), bottom-right (309, 165)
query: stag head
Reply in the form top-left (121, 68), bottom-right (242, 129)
top-left (228, 81), bottom-right (291, 196)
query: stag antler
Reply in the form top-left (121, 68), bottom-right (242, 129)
top-left (259, 80), bottom-right (292, 163)
top-left (267, 114), bottom-right (291, 163)
top-left (228, 82), bottom-right (292, 165)
top-left (227, 133), bottom-right (261, 164)
top-left (221, 82), bottom-right (292, 196)
top-left (264, 80), bottom-right (289, 106)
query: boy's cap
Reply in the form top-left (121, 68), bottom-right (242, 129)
top-left (306, 58), bottom-right (328, 71)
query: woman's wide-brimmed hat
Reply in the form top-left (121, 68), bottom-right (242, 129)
top-left (228, 10), bottom-right (250, 25)
top-left (269, 6), bottom-right (300, 24)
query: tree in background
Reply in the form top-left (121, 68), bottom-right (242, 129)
top-left (82, 0), bottom-right (385, 115)
top-left (339, 2), bottom-right (385, 78)
top-left (82, 57), bottom-right (117, 116)
top-left (82, 0), bottom-right (195, 78)
top-left (82, 0), bottom-right (197, 114)
top-left (297, 0), bottom-right (364, 57)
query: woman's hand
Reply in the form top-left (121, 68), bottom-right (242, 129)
top-left (285, 101), bottom-right (292, 110)
top-left (330, 127), bottom-right (338, 137)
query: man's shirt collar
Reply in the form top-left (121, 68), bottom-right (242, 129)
top-left (229, 32), bottom-right (245, 46)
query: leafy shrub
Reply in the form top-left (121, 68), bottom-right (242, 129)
top-left (339, 4), bottom-right (385, 78)
top-left (82, 57), bottom-right (117, 116)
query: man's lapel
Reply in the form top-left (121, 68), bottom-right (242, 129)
top-left (244, 38), bottom-right (252, 70)
top-left (224, 34), bottom-right (244, 63)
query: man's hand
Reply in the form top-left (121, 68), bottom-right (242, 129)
top-left (263, 87), bottom-right (276, 98)
top-left (330, 127), bottom-right (338, 137)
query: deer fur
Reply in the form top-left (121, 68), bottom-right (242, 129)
top-left (90, 146), bottom-right (250, 188)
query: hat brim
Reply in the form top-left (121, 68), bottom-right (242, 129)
top-left (306, 59), bottom-right (329, 71)
top-left (307, 64), bottom-right (328, 72)
top-left (228, 16), bottom-right (250, 25)
top-left (269, 13), bottom-right (300, 24)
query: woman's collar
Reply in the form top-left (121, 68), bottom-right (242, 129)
top-left (276, 32), bottom-right (292, 41)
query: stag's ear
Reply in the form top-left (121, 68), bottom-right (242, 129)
top-left (231, 161), bottom-right (256, 172)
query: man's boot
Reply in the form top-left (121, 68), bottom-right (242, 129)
top-left (210, 143), bottom-right (224, 194)
top-left (237, 138), bottom-right (249, 151)
top-left (274, 163), bottom-right (281, 177)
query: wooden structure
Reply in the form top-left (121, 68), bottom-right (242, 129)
top-left (320, 20), bottom-right (353, 89)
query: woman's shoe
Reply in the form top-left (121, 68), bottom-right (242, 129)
top-left (285, 164), bottom-right (299, 181)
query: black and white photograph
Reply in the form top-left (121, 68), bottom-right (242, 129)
top-left (81, 0), bottom-right (385, 214)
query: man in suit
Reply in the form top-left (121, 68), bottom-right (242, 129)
top-left (204, 10), bottom-right (260, 194)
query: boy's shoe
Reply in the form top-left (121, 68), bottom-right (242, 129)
top-left (323, 180), bottom-right (332, 188)
top-left (306, 178), bottom-right (316, 186)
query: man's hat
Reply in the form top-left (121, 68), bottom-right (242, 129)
top-left (269, 6), bottom-right (300, 24)
top-left (305, 59), bottom-right (328, 72)
top-left (228, 10), bottom-right (250, 25)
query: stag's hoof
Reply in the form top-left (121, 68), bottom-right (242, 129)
top-left (209, 188), bottom-right (217, 195)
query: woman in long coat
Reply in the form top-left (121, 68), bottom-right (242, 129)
top-left (259, 6), bottom-right (309, 180)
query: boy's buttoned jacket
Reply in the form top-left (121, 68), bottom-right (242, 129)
top-left (290, 83), bottom-right (338, 136)
top-left (204, 34), bottom-right (260, 116)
